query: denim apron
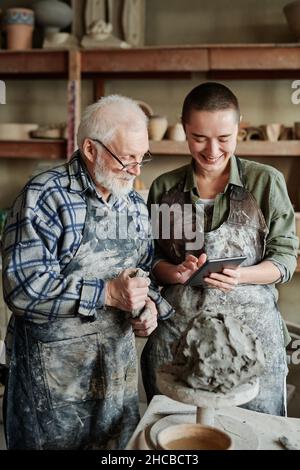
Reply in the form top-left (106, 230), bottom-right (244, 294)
top-left (142, 159), bottom-right (287, 416)
top-left (4, 193), bottom-right (146, 449)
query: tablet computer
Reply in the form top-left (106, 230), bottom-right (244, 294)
top-left (184, 255), bottom-right (247, 287)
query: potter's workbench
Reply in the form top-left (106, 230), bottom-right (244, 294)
top-left (126, 395), bottom-right (300, 450)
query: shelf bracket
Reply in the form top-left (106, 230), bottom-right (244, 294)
top-left (67, 50), bottom-right (81, 160)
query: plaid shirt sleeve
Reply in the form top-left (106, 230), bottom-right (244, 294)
top-left (2, 187), bottom-right (104, 322)
top-left (132, 192), bottom-right (174, 321)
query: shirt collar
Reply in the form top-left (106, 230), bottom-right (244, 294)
top-left (68, 150), bottom-right (95, 194)
top-left (67, 150), bottom-right (132, 208)
top-left (186, 154), bottom-right (243, 197)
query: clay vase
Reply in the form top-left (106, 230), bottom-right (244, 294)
top-left (4, 8), bottom-right (34, 50)
top-left (148, 115), bottom-right (168, 141)
top-left (167, 123), bottom-right (186, 141)
top-left (283, 1), bottom-right (300, 41)
top-left (34, 0), bottom-right (73, 33)
top-left (261, 123), bottom-right (283, 142)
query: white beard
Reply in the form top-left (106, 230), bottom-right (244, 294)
top-left (94, 159), bottom-right (135, 198)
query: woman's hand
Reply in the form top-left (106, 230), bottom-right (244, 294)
top-left (204, 267), bottom-right (241, 292)
top-left (175, 253), bottom-right (207, 284)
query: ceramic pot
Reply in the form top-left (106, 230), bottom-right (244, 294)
top-left (167, 123), bottom-right (186, 141)
top-left (157, 423), bottom-right (233, 451)
top-left (148, 115), bottom-right (168, 141)
top-left (261, 123), bottom-right (283, 142)
top-left (34, 0), bottom-right (73, 33)
top-left (4, 8), bottom-right (34, 50)
top-left (283, 1), bottom-right (300, 40)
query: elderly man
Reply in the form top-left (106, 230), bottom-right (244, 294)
top-left (1, 95), bottom-right (173, 450)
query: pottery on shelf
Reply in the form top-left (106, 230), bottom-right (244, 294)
top-left (136, 100), bottom-right (154, 118)
top-left (0, 123), bottom-right (38, 140)
top-left (148, 115), bottom-right (168, 141)
top-left (260, 123), bottom-right (283, 142)
top-left (3, 8), bottom-right (34, 50)
top-left (34, 0), bottom-right (77, 49)
top-left (167, 123), bottom-right (186, 141)
top-left (283, 1), bottom-right (300, 41)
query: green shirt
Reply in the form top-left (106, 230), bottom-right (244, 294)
top-left (148, 156), bottom-right (299, 347)
top-left (148, 155), bottom-right (299, 283)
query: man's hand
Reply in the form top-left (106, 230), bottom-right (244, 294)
top-left (131, 299), bottom-right (158, 337)
top-left (174, 253), bottom-right (207, 284)
top-left (105, 268), bottom-right (150, 311)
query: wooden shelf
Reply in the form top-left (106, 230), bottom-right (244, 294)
top-left (1, 140), bottom-right (299, 160)
top-left (81, 44), bottom-right (300, 78)
top-left (0, 45), bottom-right (299, 78)
top-left (0, 140), bottom-right (67, 160)
top-left (150, 140), bottom-right (300, 157)
top-left (0, 50), bottom-right (69, 77)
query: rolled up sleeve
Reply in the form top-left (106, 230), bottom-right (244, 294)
top-left (264, 172), bottom-right (299, 283)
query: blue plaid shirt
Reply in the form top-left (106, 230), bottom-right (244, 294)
top-left (2, 152), bottom-right (172, 323)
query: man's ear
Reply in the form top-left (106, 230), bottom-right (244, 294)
top-left (82, 138), bottom-right (96, 163)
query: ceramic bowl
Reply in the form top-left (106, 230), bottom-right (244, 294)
top-left (0, 123), bottom-right (38, 140)
top-left (157, 423), bottom-right (232, 450)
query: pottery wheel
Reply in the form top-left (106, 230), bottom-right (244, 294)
top-left (149, 413), bottom-right (259, 450)
top-left (157, 371), bottom-right (259, 409)
top-left (156, 371), bottom-right (259, 430)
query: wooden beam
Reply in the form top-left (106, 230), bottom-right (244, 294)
top-left (0, 50), bottom-right (68, 76)
top-left (0, 140), bottom-right (66, 159)
top-left (209, 45), bottom-right (300, 71)
top-left (67, 50), bottom-right (82, 159)
top-left (82, 47), bottom-right (209, 73)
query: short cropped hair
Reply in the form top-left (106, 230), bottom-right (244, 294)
top-left (77, 94), bottom-right (148, 150)
top-left (182, 82), bottom-right (240, 124)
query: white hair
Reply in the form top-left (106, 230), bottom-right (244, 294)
top-left (77, 94), bottom-right (148, 150)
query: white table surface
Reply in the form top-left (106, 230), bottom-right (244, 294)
top-left (126, 395), bottom-right (300, 450)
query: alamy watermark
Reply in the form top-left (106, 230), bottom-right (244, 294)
top-left (287, 339), bottom-right (300, 365)
top-left (291, 80), bottom-right (300, 105)
top-left (94, 203), bottom-right (204, 251)
top-left (0, 80), bottom-right (6, 104)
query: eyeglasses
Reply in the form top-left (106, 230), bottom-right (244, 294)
top-left (90, 138), bottom-right (152, 171)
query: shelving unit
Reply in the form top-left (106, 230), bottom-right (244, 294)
top-left (1, 45), bottom-right (300, 160)
top-left (0, 46), bottom-right (299, 270)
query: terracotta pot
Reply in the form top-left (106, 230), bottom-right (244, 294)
top-left (157, 423), bottom-right (233, 451)
top-left (283, 1), bottom-right (300, 40)
top-left (4, 8), bottom-right (34, 50)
